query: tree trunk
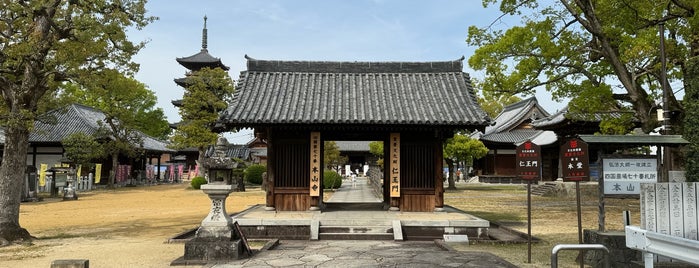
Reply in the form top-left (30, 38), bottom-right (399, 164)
top-left (445, 158), bottom-right (456, 190)
top-left (0, 125), bottom-right (34, 245)
top-left (572, 0), bottom-right (658, 132)
top-left (109, 152), bottom-right (118, 188)
top-left (198, 147), bottom-right (207, 181)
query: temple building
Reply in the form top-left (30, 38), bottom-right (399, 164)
top-left (471, 97), bottom-right (559, 182)
top-left (219, 56), bottom-right (491, 212)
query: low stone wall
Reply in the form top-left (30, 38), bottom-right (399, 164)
top-left (583, 229), bottom-right (641, 268)
top-left (367, 166), bottom-right (383, 199)
top-left (548, 181), bottom-right (599, 198)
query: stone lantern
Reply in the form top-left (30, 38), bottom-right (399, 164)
top-left (62, 167), bottom-right (78, 201)
top-left (203, 136), bottom-right (238, 184)
top-left (182, 137), bottom-right (245, 262)
top-left (47, 165), bottom-right (77, 200)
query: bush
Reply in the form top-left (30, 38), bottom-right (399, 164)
top-left (190, 176), bottom-right (207, 189)
top-left (244, 164), bottom-right (266, 185)
top-left (323, 170), bottom-right (343, 189)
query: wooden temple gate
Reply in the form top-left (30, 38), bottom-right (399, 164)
top-left (220, 56), bottom-right (491, 212)
top-left (257, 128), bottom-right (447, 212)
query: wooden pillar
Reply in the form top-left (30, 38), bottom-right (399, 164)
top-left (434, 137), bottom-right (444, 211)
top-left (264, 128), bottom-right (275, 210)
top-left (156, 156), bottom-right (161, 181)
top-left (493, 149), bottom-right (498, 175)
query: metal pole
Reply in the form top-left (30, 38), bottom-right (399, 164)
top-left (576, 181), bottom-right (584, 268)
top-left (659, 22), bottom-right (670, 135)
top-left (598, 153), bottom-right (605, 232)
top-left (551, 244), bottom-right (610, 268)
top-left (659, 22), bottom-right (671, 182)
top-left (527, 181), bottom-right (532, 263)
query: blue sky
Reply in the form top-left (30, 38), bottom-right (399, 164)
top-left (130, 0), bottom-right (564, 143)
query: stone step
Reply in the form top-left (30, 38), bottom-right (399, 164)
top-left (319, 225), bottom-right (393, 234)
top-left (318, 225), bottom-right (394, 240)
top-left (319, 219), bottom-right (393, 226)
top-left (318, 232), bottom-right (394, 240)
top-left (531, 182), bottom-right (558, 196)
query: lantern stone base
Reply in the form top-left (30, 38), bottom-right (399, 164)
top-left (62, 185), bottom-right (78, 201)
top-left (183, 235), bottom-right (244, 262)
top-left (173, 183), bottom-right (247, 265)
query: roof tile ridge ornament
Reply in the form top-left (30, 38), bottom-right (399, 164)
top-left (201, 16), bottom-right (208, 52)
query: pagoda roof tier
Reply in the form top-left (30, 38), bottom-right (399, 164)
top-left (176, 50), bottom-right (229, 71)
top-left (174, 77), bottom-right (188, 87)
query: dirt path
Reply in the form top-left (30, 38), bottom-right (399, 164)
top-left (0, 184), bottom-right (264, 268)
top-left (0, 182), bottom-right (639, 268)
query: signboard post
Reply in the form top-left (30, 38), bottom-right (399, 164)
top-left (516, 140), bottom-right (541, 263)
top-left (560, 138), bottom-right (590, 268)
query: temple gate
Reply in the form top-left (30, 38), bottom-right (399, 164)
top-left (220, 56), bottom-right (490, 212)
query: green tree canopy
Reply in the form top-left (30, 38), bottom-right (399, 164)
top-left (685, 56), bottom-right (699, 182)
top-left (443, 134), bottom-right (489, 189)
top-left (478, 91), bottom-right (521, 118)
top-left (62, 132), bottom-right (104, 168)
top-left (169, 67), bottom-right (234, 177)
top-left (79, 69), bottom-right (163, 187)
top-left (0, 0), bottom-right (154, 244)
top-left (324, 141), bottom-right (348, 170)
top-left (368, 141), bottom-right (384, 168)
top-left (468, 0), bottom-right (694, 133)
top-left (59, 70), bottom-right (170, 140)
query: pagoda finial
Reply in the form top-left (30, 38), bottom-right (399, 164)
top-left (201, 15), bottom-right (208, 51)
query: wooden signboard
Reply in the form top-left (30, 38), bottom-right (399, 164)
top-left (309, 132), bottom-right (321, 197)
top-left (389, 133), bottom-right (400, 198)
top-left (560, 138), bottom-right (590, 181)
top-left (516, 140), bottom-right (541, 180)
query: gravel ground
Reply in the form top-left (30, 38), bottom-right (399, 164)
top-left (0, 184), bottom-right (264, 268)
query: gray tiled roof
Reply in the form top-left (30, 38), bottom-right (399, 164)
top-left (32, 104), bottom-right (105, 141)
top-left (484, 97), bottom-right (550, 135)
top-left (30, 104), bottom-right (174, 152)
top-left (176, 49), bottom-right (229, 71)
top-left (204, 145), bottom-right (251, 160)
top-left (220, 56), bottom-right (490, 128)
top-left (531, 106), bottom-right (634, 128)
top-left (335, 141), bottom-right (372, 152)
top-left (479, 129), bottom-right (557, 145)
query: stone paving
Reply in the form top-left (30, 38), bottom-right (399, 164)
top-left (206, 240), bottom-right (518, 268)
top-left (205, 177), bottom-right (520, 267)
top-left (325, 177), bottom-right (382, 203)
